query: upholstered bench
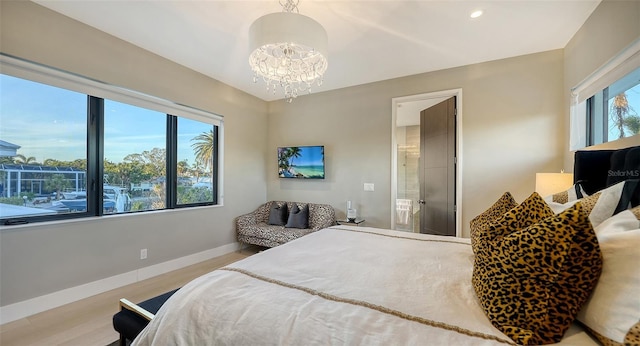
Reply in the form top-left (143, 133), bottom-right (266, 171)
top-left (112, 288), bottom-right (179, 345)
top-left (236, 201), bottom-right (336, 248)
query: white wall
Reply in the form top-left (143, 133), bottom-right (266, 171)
top-left (0, 1), bottom-right (268, 310)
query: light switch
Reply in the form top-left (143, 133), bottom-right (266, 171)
top-left (364, 183), bottom-right (374, 191)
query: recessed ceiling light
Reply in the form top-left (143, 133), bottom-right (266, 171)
top-left (470, 10), bottom-right (483, 19)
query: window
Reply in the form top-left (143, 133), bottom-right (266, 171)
top-left (176, 117), bottom-right (217, 206)
top-left (570, 39), bottom-right (640, 150)
top-left (0, 55), bottom-right (223, 225)
top-left (585, 67), bottom-right (640, 146)
top-left (0, 75), bottom-right (89, 218)
top-left (104, 100), bottom-right (167, 212)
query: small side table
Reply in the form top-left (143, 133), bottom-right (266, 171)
top-left (336, 219), bottom-right (365, 226)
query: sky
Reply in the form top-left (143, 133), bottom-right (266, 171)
top-left (0, 74), bottom-right (211, 166)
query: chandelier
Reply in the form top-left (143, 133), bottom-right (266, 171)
top-left (249, 0), bottom-right (328, 103)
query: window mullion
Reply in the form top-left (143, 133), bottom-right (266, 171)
top-left (602, 88), bottom-right (609, 143)
top-left (166, 115), bottom-right (178, 209)
top-left (586, 97), bottom-right (593, 146)
top-left (87, 96), bottom-right (104, 215)
top-left (212, 125), bottom-right (219, 204)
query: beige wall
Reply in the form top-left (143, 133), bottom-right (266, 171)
top-left (267, 50), bottom-right (565, 237)
top-left (0, 1), bottom-right (268, 306)
top-left (563, 0), bottom-right (640, 167)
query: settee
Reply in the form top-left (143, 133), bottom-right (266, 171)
top-left (236, 201), bottom-right (336, 248)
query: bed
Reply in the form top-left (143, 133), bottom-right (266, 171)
top-left (132, 145), bottom-right (639, 346)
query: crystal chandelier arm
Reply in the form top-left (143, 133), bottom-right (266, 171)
top-left (280, 0), bottom-right (300, 13)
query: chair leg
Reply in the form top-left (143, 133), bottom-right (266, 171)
top-left (119, 334), bottom-right (127, 346)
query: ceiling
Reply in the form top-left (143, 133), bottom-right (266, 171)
top-left (34, 0), bottom-right (600, 103)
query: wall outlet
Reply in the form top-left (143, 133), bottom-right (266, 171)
top-left (364, 183), bottom-right (375, 192)
top-left (140, 248), bottom-right (147, 260)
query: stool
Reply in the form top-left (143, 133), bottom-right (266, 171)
top-left (112, 288), bottom-right (179, 345)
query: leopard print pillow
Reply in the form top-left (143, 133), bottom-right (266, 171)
top-left (473, 201), bottom-right (603, 345)
top-left (548, 183), bottom-right (588, 204)
top-left (483, 192), bottom-right (555, 241)
top-left (470, 192), bottom-right (517, 254)
top-left (631, 205), bottom-right (640, 220)
top-left (472, 192), bottom-right (554, 325)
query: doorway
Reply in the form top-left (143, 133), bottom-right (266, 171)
top-left (391, 89), bottom-right (462, 237)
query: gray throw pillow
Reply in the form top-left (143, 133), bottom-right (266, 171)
top-left (267, 202), bottom-right (288, 226)
top-left (285, 203), bottom-right (309, 229)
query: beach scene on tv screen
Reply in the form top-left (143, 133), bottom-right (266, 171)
top-left (278, 146), bottom-right (325, 179)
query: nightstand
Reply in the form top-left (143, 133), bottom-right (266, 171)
top-left (336, 219), bottom-right (365, 226)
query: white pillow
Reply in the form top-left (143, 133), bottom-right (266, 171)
top-left (576, 210), bottom-right (640, 345)
top-left (587, 181), bottom-right (627, 227)
top-left (594, 209), bottom-right (640, 235)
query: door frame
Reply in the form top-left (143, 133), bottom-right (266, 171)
top-left (391, 88), bottom-right (463, 237)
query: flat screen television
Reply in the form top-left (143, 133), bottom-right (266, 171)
top-left (278, 145), bottom-right (325, 179)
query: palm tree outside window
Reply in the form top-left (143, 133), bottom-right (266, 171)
top-left (586, 66), bottom-right (640, 145)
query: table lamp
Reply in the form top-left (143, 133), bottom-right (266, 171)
top-left (535, 172), bottom-right (574, 197)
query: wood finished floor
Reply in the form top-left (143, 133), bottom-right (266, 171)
top-left (0, 247), bottom-right (259, 346)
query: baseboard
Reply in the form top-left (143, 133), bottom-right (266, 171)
top-left (137, 242), bottom-right (239, 281)
top-left (0, 242), bottom-right (240, 325)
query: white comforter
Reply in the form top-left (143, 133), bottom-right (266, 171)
top-left (133, 226), bottom-right (597, 346)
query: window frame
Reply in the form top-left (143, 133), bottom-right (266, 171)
top-left (0, 54), bottom-right (224, 226)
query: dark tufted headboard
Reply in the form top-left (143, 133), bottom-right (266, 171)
top-left (573, 145), bottom-right (640, 195)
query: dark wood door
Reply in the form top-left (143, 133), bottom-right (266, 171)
top-left (419, 97), bottom-right (456, 236)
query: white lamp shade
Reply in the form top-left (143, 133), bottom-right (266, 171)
top-left (535, 173), bottom-right (574, 197)
top-left (249, 12), bottom-right (328, 58)
top-left (248, 10), bottom-right (328, 101)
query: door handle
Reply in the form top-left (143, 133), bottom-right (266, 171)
top-left (418, 200), bottom-right (426, 205)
